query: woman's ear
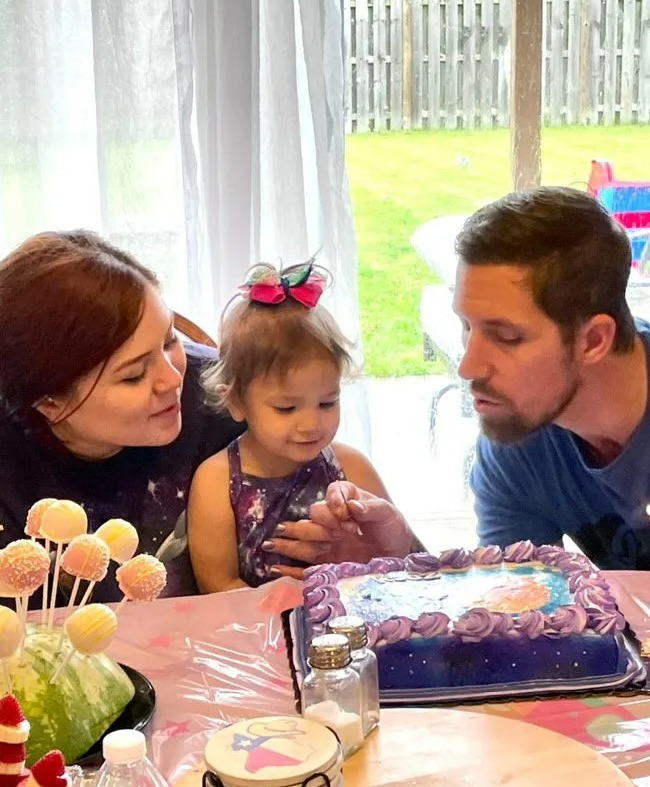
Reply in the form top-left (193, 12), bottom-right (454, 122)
top-left (33, 395), bottom-right (68, 423)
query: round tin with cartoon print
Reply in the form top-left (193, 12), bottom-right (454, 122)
top-left (202, 715), bottom-right (344, 787)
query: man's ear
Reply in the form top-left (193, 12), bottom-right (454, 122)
top-left (33, 395), bottom-right (68, 423)
top-left (576, 314), bottom-right (617, 365)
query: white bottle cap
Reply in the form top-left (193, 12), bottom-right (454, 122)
top-left (102, 729), bottom-right (147, 765)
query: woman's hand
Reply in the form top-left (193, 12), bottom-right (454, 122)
top-left (267, 481), bottom-right (416, 580)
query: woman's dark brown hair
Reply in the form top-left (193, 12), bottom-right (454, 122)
top-left (0, 229), bottom-right (158, 418)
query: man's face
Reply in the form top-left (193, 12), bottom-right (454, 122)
top-left (453, 263), bottom-right (582, 442)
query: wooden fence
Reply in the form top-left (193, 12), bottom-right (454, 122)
top-left (344, 0), bottom-right (650, 132)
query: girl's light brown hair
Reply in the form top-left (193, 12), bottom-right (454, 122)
top-left (204, 292), bottom-right (355, 412)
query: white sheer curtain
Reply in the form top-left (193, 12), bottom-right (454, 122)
top-left (0, 0), bottom-right (369, 450)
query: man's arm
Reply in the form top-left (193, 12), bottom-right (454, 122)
top-left (471, 435), bottom-right (564, 547)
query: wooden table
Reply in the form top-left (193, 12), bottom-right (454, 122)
top-left (178, 707), bottom-right (632, 786)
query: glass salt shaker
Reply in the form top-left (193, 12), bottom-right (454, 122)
top-left (301, 633), bottom-right (364, 758)
top-left (327, 615), bottom-right (380, 736)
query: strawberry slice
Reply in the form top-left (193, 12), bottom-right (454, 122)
top-left (0, 699), bottom-right (25, 729)
top-left (29, 752), bottom-right (66, 787)
top-left (0, 743), bottom-right (26, 764)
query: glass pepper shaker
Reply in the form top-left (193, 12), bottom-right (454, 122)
top-left (327, 615), bottom-right (380, 736)
top-left (300, 633), bottom-right (364, 758)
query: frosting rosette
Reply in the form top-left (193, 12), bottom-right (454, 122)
top-left (587, 606), bottom-right (625, 635)
top-left (490, 612), bottom-right (514, 636)
top-left (472, 545), bottom-right (503, 565)
top-left (545, 604), bottom-right (588, 637)
top-left (438, 548), bottom-right (473, 570)
top-left (503, 540), bottom-right (536, 563)
top-left (303, 568), bottom-right (338, 594)
top-left (405, 552), bottom-right (441, 572)
top-left (304, 584), bottom-right (340, 608)
top-left (306, 598), bottom-right (346, 625)
top-left (534, 545), bottom-right (566, 565)
top-left (413, 611), bottom-right (450, 638)
top-left (453, 607), bottom-right (495, 642)
top-left (514, 609), bottom-right (546, 639)
top-left (335, 561), bottom-right (368, 578)
top-left (368, 556), bottom-right (406, 573)
top-left (366, 623), bottom-right (381, 649)
top-left (379, 615), bottom-right (412, 644)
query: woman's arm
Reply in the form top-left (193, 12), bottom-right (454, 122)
top-left (187, 451), bottom-right (248, 593)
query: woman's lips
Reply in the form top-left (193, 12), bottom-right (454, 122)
top-left (151, 401), bottom-right (181, 419)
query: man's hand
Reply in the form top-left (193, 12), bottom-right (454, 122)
top-left (267, 481), bottom-right (415, 579)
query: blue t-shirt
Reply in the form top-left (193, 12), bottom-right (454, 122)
top-left (471, 321), bottom-right (650, 570)
top-left (0, 343), bottom-right (244, 604)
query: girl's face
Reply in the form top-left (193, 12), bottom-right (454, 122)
top-left (229, 357), bottom-right (342, 476)
top-left (37, 286), bottom-right (187, 459)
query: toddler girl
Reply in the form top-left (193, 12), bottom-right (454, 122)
top-left (187, 261), bottom-right (392, 592)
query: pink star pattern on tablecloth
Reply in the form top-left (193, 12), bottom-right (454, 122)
top-left (158, 720), bottom-right (192, 738)
top-left (148, 633), bottom-right (174, 648)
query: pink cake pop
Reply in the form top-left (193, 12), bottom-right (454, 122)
top-left (94, 519), bottom-right (139, 565)
top-left (51, 603), bottom-right (118, 683)
top-left (115, 554), bottom-right (167, 613)
top-left (40, 500), bottom-right (88, 628)
top-left (0, 541), bottom-right (50, 643)
top-left (0, 607), bottom-right (23, 693)
top-left (24, 498), bottom-right (58, 539)
top-left (61, 534), bottom-right (110, 609)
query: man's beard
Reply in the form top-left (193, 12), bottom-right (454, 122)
top-left (475, 361), bottom-right (581, 444)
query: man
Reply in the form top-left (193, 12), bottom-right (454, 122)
top-left (269, 187), bottom-right (650, 571)
top-left (457, 186), bottom-right (650, 569)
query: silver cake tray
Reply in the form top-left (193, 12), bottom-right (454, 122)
top-left (286, 607), bottom-right (648, 706)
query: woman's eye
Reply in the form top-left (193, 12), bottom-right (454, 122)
top-left (320, 400), bottom-right (338, 410)
top-left (122, 370), bottom-right (146, 384)
top-left (164, 333), bottom-right (179, 350)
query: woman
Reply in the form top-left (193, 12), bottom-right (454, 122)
top-left (0, 229), bottom-right (416, 604)
top-left (0, 229), bottom-right (243, 601)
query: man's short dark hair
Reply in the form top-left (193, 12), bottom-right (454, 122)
top-left (455, 186), bottom-right (636, 352)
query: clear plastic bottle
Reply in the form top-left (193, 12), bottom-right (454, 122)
top-left (327, 615), bottom-right (380, 736)
top-left (92, 730), bottom-right (169, 787)
top-left (301, 633), bottom-right (364, 758)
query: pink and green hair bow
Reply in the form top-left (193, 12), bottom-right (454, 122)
top-left (239, 260), bottom-right (328, 309)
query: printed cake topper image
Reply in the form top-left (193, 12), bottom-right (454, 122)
top-left (231, 719), bottom-right (316, 774)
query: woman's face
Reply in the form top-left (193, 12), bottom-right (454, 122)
top-left (39, 286), bottom-right (187, 459)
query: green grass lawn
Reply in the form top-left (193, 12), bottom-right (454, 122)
top-left (349, 124), bottom-right (650, 377)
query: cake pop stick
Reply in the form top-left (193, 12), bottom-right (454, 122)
top-left (50, 604), bottom-right (117, 684)
top-left (24, 498), bottom-right (58, 626)
top-left (40, 501), bottom-right (88, 628)
top-left (114, 554), bottom-right (167, 614)
top-left (0, 608), bottom-right (23, 693)
top-left (57, 535), bottom-right (110, 647)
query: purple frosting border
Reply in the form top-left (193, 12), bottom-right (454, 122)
top-left (303, 541), bottom-right (625, 648)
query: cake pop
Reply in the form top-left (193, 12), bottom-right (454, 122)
top-left (60, 535), bottom-right (110, 608)
top-left (115, 554), bottom-right (167, 612)
top-left (39, 501), bottom-right (88, 629)
top-left (24, 499), bottom-right (58, 540)
top-left (0, 609), bottom-right (23, 693)
top-left (94, 519), bottom-right (139, 565)
top-left (0, 541), bottom-right (50, 644)
top-left (51, 604), bottom-right (118, 684)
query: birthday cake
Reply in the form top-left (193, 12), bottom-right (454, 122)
top-left (0, 498), bottom-right (167, 765)
top-left (302, 542), bottom-right (633, 694)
